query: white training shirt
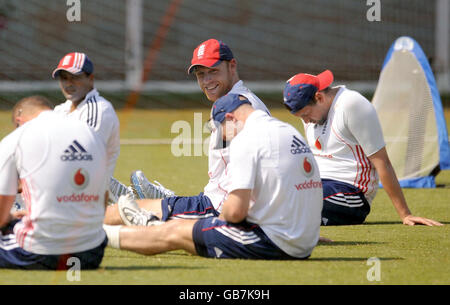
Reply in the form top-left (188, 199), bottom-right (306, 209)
top-left (304, 86), bottom-right (386, 203)
top-left (54, 88), bottom-right (120, 179)
top-left (0, 111), bottom-right (108, 255)
top-left (228, 110), bottom-right (323, 258)
top-left (204, 80), bottom-right (270, 212)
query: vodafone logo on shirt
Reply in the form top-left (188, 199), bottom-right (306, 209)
top-left (71, 168), bottom-right (89, 190)
top-left (315, 137), bottom-right (323, 150)
top-left (295, 157), bottom-right (322, 190)
top-left (56, 168), bottom-right (99, 203)
top-left (295, 179), bottom-right (322, 191)
top-left (301, 156), bottom-right (314, 177)
top-left (56, 193), bottom-right (100, 203)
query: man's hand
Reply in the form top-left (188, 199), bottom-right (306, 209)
top-left (369, 148), bottom-right (443, 227)
top-left (11, 210), bottom-right (28, 219)
top-left (402, 214), bottom-right (443, 226)
top-left (318, 236), bottom-right (333, 243)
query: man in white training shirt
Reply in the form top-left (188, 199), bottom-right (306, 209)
top-left (283, 70), bottom-right (443, 226)
top-left (104, 39), bottom-right (271, 226)
top-left (52, 52), bottom-right (121, 201)
top-left (103, 94), bottom-right (323, 259)
top-left (0, 96), bottom-right (108, 269)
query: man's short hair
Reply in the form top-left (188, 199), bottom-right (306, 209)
top-left (12, 95), bottom-right (53, 121)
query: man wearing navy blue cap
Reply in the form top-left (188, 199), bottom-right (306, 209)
top-left (52, 52), bottom-right (123, 203)
top-left (103, 93), bottom-right (324, 259)
top-left (104, 39), bottom-right (272, 227)
top-left (283, 70), bottom-right (442, 226)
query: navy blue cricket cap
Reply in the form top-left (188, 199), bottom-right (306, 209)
top-left (211, 94), bottom-right (251, 123)
top-left (283, 70), bottom-right (333, 114)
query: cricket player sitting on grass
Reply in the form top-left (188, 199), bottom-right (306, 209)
top-left (104, 38), bottom-right (271, 226)
top-left (51, 52), bottom-right (125, 203)
top-left (282, 70), bottom-right (443, 227)
top-left (0, 96), bottom-right (108, 269)
top-left (103, 94), bottom-right (323, 259)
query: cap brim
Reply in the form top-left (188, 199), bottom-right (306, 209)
top-left (52, 67), bottom-right (83, 79)
top-left (187, 59), bottom-right (222, 74)
top-left (317, 70), bottom-right (334, 90)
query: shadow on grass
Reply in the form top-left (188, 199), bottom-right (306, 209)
top-left (363, 221), bottom-right (450, 225)
top-left (308, 257), bottom-right (403, 262)
top-left (363, 221), bottom-right (404, 225)
top-left (104, 265), bottom-right (205, 271)
top-left (317, 241), bottom-right (385, 246)
top-left (436, 184), bottom-right (450, 188)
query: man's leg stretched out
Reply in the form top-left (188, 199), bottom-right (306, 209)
top-left (104, 217), bottom-right (302, 260)
top-left (107, 219), bottom-right (198, 256)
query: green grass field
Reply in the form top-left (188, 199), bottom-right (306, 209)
top-left (0, 104), bottom-right (449, 285)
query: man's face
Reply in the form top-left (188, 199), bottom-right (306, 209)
top-left (194, 60), bottom-right (236, 102)
top-left (57, 70), bottom-right (93, 104)
top-left (294, 93), bottom-right (329, 125)
top-left (220, 113), bottom-right (245, 142)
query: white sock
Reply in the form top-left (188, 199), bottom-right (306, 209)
top-left (103, 224), bottom-right (122, 249)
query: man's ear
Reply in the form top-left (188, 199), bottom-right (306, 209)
top-left (315, 91), bottom-right (324, 104)
top-left (229, 58), bottom-right (237, 68)
top-left (224, 112), bottom-right (235, 121)
top-left (14, 116), bottom-right (25, 128)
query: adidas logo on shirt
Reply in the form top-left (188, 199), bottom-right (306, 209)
top-left (60, 140), bottom-right (93, 161)
top-left (290, 135), bottom-right (311, 155)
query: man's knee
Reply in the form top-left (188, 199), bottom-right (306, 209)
top-left (163, 219), bottom-right (197, 253)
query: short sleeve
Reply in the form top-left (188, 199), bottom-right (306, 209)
top-left (0, 134), bottom-right (19, 195)
top-left (227, 132), bottom-right (257, 192)
top-left (344, 97), bottom-right (386, 156)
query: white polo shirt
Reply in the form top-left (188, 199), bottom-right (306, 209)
top-left (0, 111), bottom-right (108, 255)
top-left (228, 110), bottom-right (323, 258)
top-left (304, 86), bottom-right (386, 203)
top-left (54, 88), bottom-right (120, 178)
top-left (204, 80), bottom-right (270, 212)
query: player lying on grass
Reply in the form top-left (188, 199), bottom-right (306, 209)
top-left (103, 94), bottom-right (323, 259)
top-left (104, 38), bottom-right (271, 226)
top-left (282, 70), bottom-right (443, 226)
top-left (0, 96), bottom-right (108, 269)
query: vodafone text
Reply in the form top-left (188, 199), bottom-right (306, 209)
top-left (313, 153), bottom-right (333, 159)
top-left (57, 193), bottom-right (99, 203)
top-left (295, 179), bottom-right (322, 190)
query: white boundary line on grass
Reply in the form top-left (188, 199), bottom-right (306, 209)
top-left (121, 137), bottom-right (450, 145)
top-left (120, 138), bottom-right (206, 145)
top-left (120, 138), bottom-right (172, 145)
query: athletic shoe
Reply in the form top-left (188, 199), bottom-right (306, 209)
top-left (117, 193), bottom-right (163, 226)
top-left (108, 177), bottom-right (135, 205)
top-left (130, 170), bottom-right (175, 199)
